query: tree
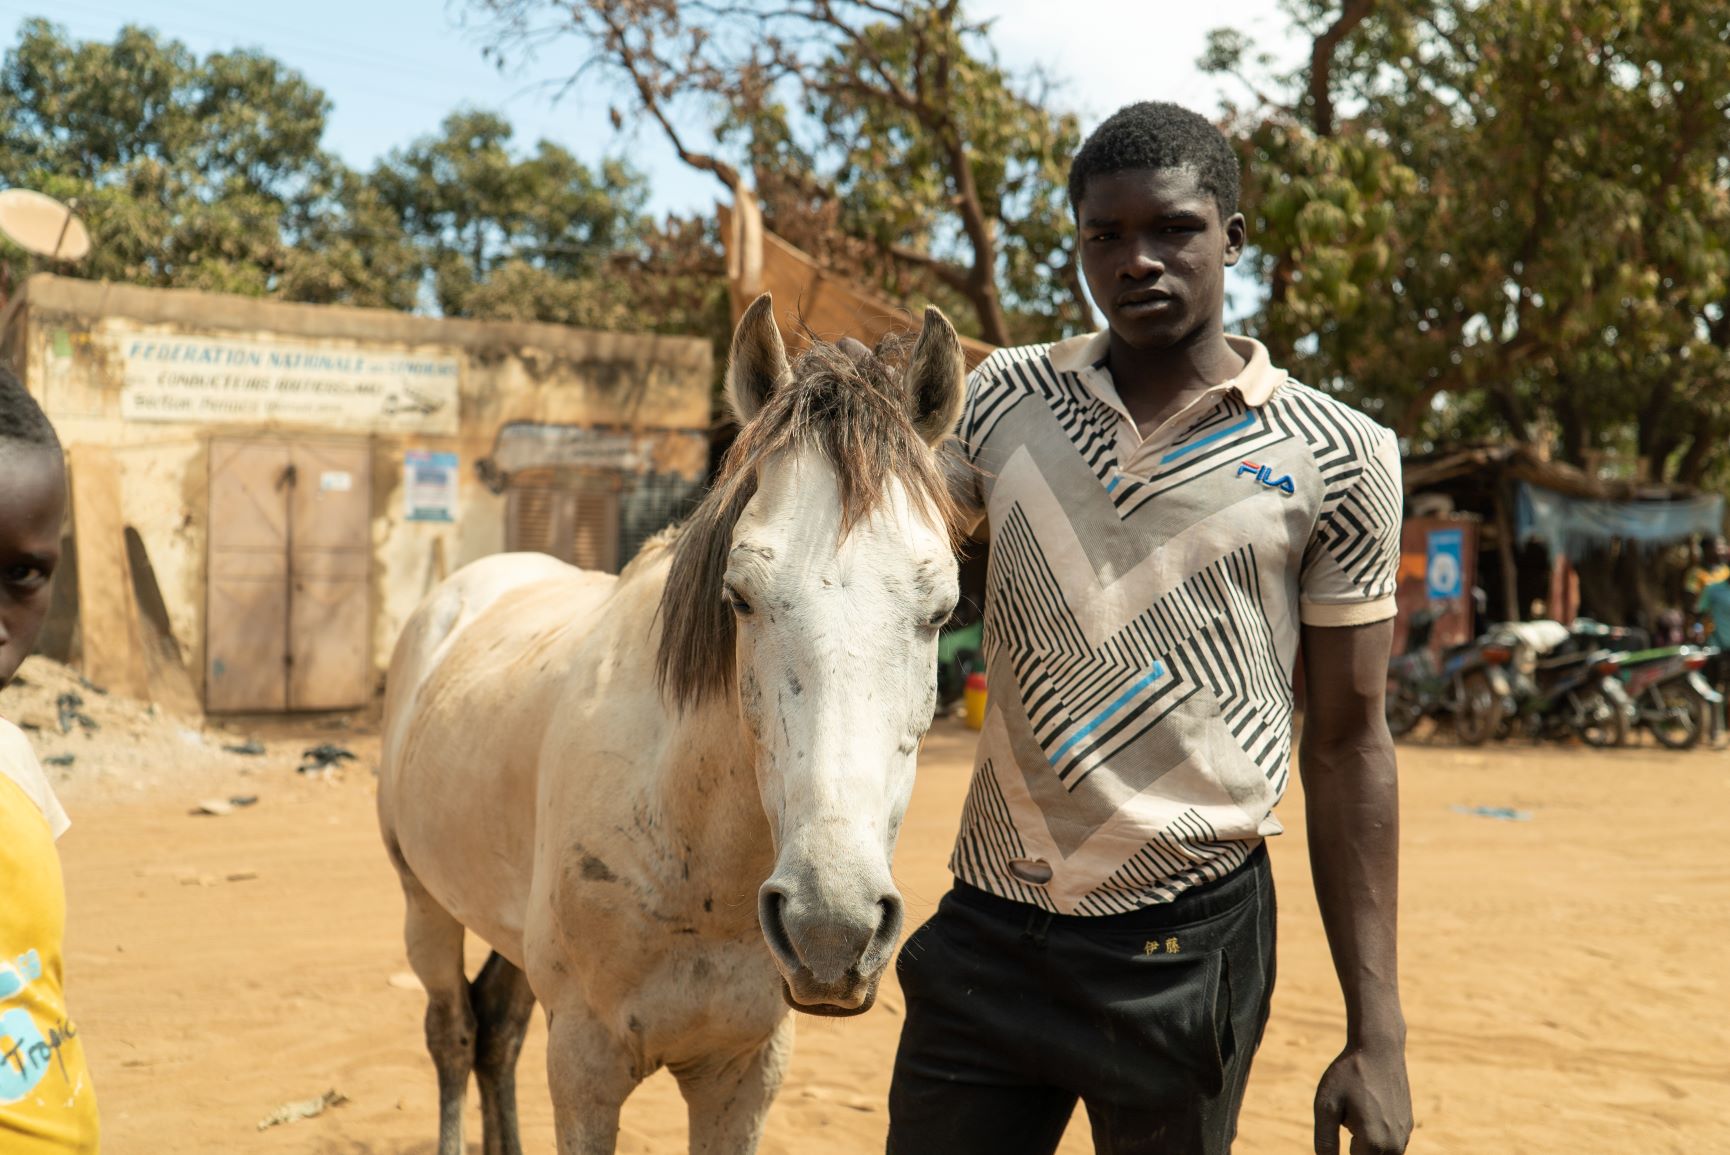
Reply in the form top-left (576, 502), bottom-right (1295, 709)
top-left (370, 109), bottom-right (651, 328)
top-left (0, 18), bottom-right (417, 308)
top-left (467, 0), bottom-right (1088, 346)
top-left (1207, 0), bottom-right (1730, 489)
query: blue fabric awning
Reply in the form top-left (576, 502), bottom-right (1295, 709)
top-left (1515, 482), bottom-right (1724, 560)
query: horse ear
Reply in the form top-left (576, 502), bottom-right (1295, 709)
top-left (903, 306), bottom-right (966, 446)
top-left (726, 294), bottom-right (788, 425)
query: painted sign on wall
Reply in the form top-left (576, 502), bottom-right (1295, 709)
top-left (1393, 519), bottom-right (1479, 657)
top-left (404, 450), bottom-right (459, 522)
top-left (1426, 528), bottom-right (1465, 599)
top-left (119, 335), bottom-right (460, 434)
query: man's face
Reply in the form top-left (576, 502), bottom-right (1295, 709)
top-left (1711, 537), bottom-right (1729, 566)
top-left (0, 444), bottom-right (66, 689)
top-left (1076, 167), bottom-right (1245, 350)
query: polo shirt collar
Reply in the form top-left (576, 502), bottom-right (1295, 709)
top-left (1048, 331), bottom-right (1285, 409)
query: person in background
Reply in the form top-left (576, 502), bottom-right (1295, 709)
top-left (1653, 608), bottom-right (1686, 648)
top-left (1686, 537), bottom-right (1729, 657)
top-left (0, 363), bottom-right (100, 1154)
top-left (1684, 535), bottom-right (1729, 601)
top-left (1693, 572), bottom-right (1730, 742)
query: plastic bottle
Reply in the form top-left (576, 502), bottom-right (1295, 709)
top-left (963, 671), bottom-right (988, 731)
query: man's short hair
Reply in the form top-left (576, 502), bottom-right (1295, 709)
top-left (0, 362), bottom-right (59, 449)
top-left (1067, 101), bottom-right (1241, 223)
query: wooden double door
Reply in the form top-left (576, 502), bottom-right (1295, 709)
top-left (205, 437), bottom-right (373, 712)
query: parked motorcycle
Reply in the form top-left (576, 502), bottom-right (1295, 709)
top-left (1616, 644), bottom-right (1723, 750)
top-left (1386, 610), bottom-right (1516, 745)
top-left (1500, 622), bottom-right (1633, 747)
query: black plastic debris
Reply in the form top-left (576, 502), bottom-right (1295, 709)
top-left (56, 692), bottom-right (98, 734)
top-left (222, 740), bottom-right (266, 756)
top-left (43, 753), bottom-right (75, 768)
top-left (298, 744), bottom-right (356, 773)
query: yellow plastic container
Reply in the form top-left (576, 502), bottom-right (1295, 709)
top-left (963, 672), bottom-right (988, 731)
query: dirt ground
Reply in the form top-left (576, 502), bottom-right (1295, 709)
top-left (21, 658), bottom-right (1730, 1153)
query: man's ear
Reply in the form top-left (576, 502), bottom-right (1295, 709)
top-left (1224, 212), bottom-right (1247, 268)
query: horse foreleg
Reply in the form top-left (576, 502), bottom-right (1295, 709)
top-left (473, 951), bottom-right (537, 1155)
top-left (544, 1002), bottom-right (640, 1155)
top-left (673, 1016), bottom-right (795, 1155)
top-left (402, 876), bottom-right (476, 1155)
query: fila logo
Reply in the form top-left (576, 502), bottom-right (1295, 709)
top-left (1237, 461), bottom-right (1295, 495)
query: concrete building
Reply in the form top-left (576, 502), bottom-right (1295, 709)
top-left (1, 274), bottom-right (713, 714)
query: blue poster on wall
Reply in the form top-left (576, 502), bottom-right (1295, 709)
top-left (405, 450), bottom-right (458, 522)
top-left (1426, 528), bottom-right (1464, 600)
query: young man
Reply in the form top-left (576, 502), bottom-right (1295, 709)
top-left (0, 364), bottom-right (100, 1153)
top-left (888, 103), bottom-right (1411, 1155)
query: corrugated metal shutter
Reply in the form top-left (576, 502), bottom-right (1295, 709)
top-left (567, 489), bottom-right (619, 573)
top-left (506, 484), bottom-right (561, 557)
top-left (505, 469), bottom-right (623, 573)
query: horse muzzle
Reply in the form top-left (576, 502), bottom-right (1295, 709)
top-left (758, 874), bottom-right (903, 1016)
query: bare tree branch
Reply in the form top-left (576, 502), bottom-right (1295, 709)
top-left (592, 3), bottom-right (740, 191)
top-left (1311, 0), bottom-right (1377, 137)
top-left (886, 241), bottom-right (972, 291)
top-left (469, 0), bottom-right (1072, 346)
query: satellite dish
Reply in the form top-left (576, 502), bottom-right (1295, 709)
top-left (0, 189), bottom-right (92, 262)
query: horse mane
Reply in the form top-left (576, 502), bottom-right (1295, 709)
top-left (654, 335), bottom-right (964, 712)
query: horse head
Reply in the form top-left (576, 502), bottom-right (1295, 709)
top-left (658, 293), bottom-right (966, 1015)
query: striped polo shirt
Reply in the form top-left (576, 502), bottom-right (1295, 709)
top-left (950, 331), bottom-right (1402, 914)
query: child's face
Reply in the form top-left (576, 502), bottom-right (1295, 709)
top-left (0, 444), bottom-right (66, 689)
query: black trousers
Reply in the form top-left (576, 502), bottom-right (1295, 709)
top-left (887, 847), bottom-right (1276, 1155)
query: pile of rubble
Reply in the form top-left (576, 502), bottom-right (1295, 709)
top-left (0, 656), bottom-right (370, 796)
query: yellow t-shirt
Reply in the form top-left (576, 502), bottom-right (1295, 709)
top-left (1685, 563), bottom-right (1730, 597)
top-left (1, 762), bottom-right (100, 1153)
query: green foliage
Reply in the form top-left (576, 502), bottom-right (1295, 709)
top-left (372, 110), bottom-right (651, 326)
top-left (1212, 0), bottom-right (1730, 488)
top-left (0, 17), bottom-right (416, 307)
top-left (0, 19), bottom-right (701, 340)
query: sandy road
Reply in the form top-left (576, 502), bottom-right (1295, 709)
top-left (53, 721), bottom-right (1730, 1153)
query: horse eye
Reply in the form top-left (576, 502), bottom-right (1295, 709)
top-left (726, 590), bottom-right (753, 616)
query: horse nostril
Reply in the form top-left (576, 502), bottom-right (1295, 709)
top-left (867, 894), bottom-right (905, 968)
top-left (758, 886), bottom-right (800, 968)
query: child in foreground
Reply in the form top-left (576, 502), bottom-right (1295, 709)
top-left (0, 363), bottom-right (99, 1153)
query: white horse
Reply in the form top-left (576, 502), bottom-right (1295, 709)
top-left (377, 294), bottom-right (966, 1155)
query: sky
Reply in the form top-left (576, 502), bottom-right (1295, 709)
top-left (8, 0), bottom-right (1303, 318)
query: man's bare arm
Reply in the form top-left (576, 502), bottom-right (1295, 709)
top-left (1299, 617), bottom-right (1411, 1155)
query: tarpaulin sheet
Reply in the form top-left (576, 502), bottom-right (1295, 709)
top-left (1515, 482), bottom-right (1724, 560)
